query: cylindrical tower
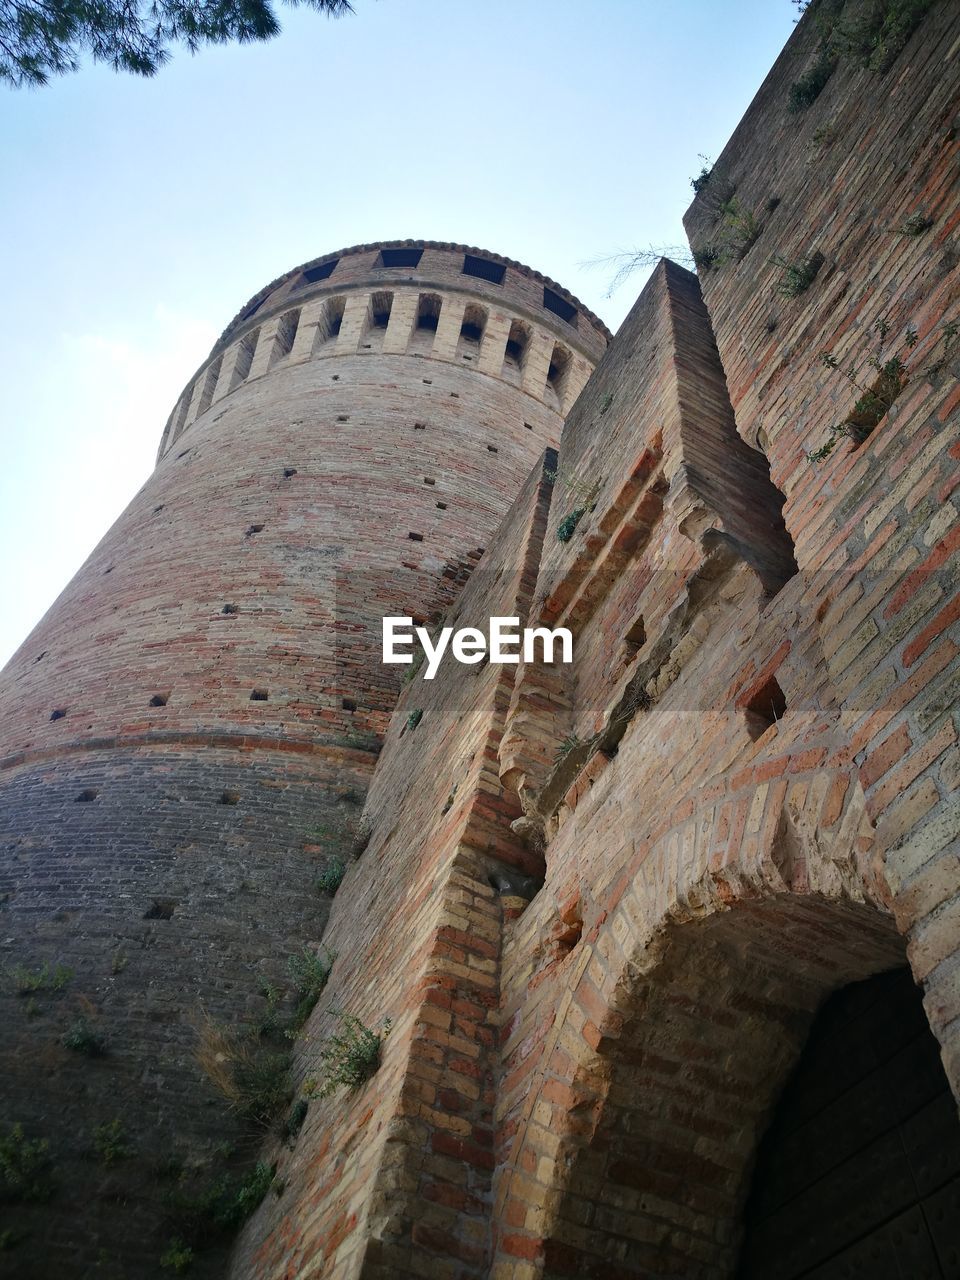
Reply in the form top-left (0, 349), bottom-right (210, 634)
top-left (0, 241), bottom-right (608, 1276)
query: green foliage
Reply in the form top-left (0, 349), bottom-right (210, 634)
top-left (717, 197), bottom-right (761, 258)
top-left (164, 1161), bottom-right (275, 1242)
top-left (787, 51), bottom-right (836, 112)
top-left (406, 708), bottom-right (423, 731)
top-left (0, 1228), bottom-right (27, 1250)
top-left (827, 0), bottom-right (934, 72)
top-left (232, 1052), bottom-right (291, 1125)
top-left (62, 1017), bottom-right (106, 1056)
top-left (287, 946), bottom-right (334, 1032)
top-left (160, 1239), bottom-right (194, 1274)
top-left (771, 254), bottom-right (822, 298)
top-left (557, 508), bottom-right (586, 543)
top-left (310, 1014), bottom-right (388, 1098)
top-left (315, 857), bottom-right (346, 896)
top-left (0, 1125), bottom-right (55, 1203)
top-left (786, 0), bottom-right (932, 119)
top-left (901, 212), bottom-right (933, 236)
top-left (554, 734), bottom-right (582, 764)
top-left (690, 155), bottom-right (713, 194)
top-left (93, 1119), bottom-right (133, 1165)
top-left (808, 317), bottom-right (957, 462)
top-left (1, 0), bottom-right (355, 88)
top-left (194, 1014), bottom-right (291, 1126)
top-left (10, 962), bottom-right (72, 996)
top-left (690, 196), bottom-right (763, 271)
top-left (692, 244), bottom-right (723, 272)
top-left (281, 1098), bottom-right (309, 1143)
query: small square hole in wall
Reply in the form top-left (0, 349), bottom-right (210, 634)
top-left (414, 422), bottom-right (426, 431)
top-left (423, 477), bottom-right (435, 485)
top-left (222, 604), bottom-right (239, 615)
top-left (342, 698), bottom-right (356, 712)
top-left (332, 374), bottom-right (340, 381)
top-left (50, 708), bottom-right (67, 721)
top-left (487, 445), bottom-right (498, 453)
top-left (450, 392), bottom-right (459, 399)
top-left (283, 468), bottom-right (297, 478)
top-left (250, 689), bottom-right (269, 701)
top-left (436, 502), bottom-right (447, 510)
top-left (376, 247), bottom-right (423, 269)
top-left (623, 616), bottom-right (646, 652)
top-left (408, 532), bottom-right (424, 542)
top-left (219, 789), bottom-right (240, 805)
top-left (743, 676), bottom-right (787, 741)
top-left (149, 693), bottom-right (169, 707)
top-left (245, 524), bottom-right (265, 537)
top-left (143, 898), bottom-right (176, 919)
top-left (337, 415), bottom-right (349, 423)
top-left (524, 422), bottom-right (533, 430)
top-left (75, 788), bottom-right (98, 803)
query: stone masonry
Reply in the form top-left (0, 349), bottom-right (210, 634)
top-left (1, 1), bottom-right (959, 1276)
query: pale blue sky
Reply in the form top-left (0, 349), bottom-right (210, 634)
top-left (0, 0), bottom-right (796, 666)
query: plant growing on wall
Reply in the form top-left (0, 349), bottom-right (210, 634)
top-left (315, 858), bottom-right (346, 897)
top-left (0, 1124), bottom-right (55, 1202)
top-left (788, 0), bottom-right (935, 111)
top-left (547, 465), bottom-right (601, 544)
top-left (807, 317), bottom-right (958, 461)
top-left (771, 253), bottom-right (823, 298)
top-left (309, 1014), bottom-right (390, 1097)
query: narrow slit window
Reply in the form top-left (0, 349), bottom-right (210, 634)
top-left (546, 343), bottom-right (572, 407)
top-left (502, 319), bottom-right (531, 382)
top-left (314, 296), bottom-right (345, 352)
top-left (270, 309), bottom-right (300, 366)
top-left (230, 327), bottom-right (260, 390)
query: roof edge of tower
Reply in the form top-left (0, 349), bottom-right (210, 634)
top-left (214, 240), bottom-right (613, 351)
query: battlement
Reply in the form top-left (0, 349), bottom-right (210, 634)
top-left (158, 242), bottom-right (609, 460)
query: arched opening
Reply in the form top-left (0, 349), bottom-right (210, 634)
top-left (269, 308), bottom-right (300, 367)
top-left (229, 326), bottom-right (260, 390)
top-left (545, 342), bottom-right (571, 412)
top-left (361, 291), bottom-right (394, 352)
top-left (457, 303), bottom-right (487, 362)
top-left (502, 319), bottom-right (531, 386)
top-left (497, 885), bottom-right (923, 1278)
top-left (737, 966), bottom-right (960, 1278)
top-left (312, 296), bottom-right (345, 355)
top-left (410, 292), bottom-right (442, 354)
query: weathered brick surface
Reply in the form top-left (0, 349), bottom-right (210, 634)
top-left (3, 7), bottom-right (960, 1277)
top-left (0, 246), bottom-right (606, 1277)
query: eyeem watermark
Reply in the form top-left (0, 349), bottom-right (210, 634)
top-left (383, 617), bottom-right (572, 680)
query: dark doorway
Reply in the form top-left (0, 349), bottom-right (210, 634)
top-left (737, 967), bottom-right (960, 1279)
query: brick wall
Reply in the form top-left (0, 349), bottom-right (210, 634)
top-left (0, 247), bottom-right (604, 1277)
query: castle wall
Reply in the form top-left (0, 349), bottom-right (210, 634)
top-left (683, 0), bottom-right (960, 1086)
top-left (227, 452), bottom-right (556, 1280)
top-left (1, 4), bottom-right (958, 1276)
top-left (0, 247), bottom-right (606, 1277)
top-left (222, 4), bottom-right (960, 1271)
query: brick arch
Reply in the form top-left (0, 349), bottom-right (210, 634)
top-left (492, 781), bottom-right (909, 1277)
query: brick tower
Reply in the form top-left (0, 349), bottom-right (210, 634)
top-left (0, 242), bottom-right (608, 1277)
